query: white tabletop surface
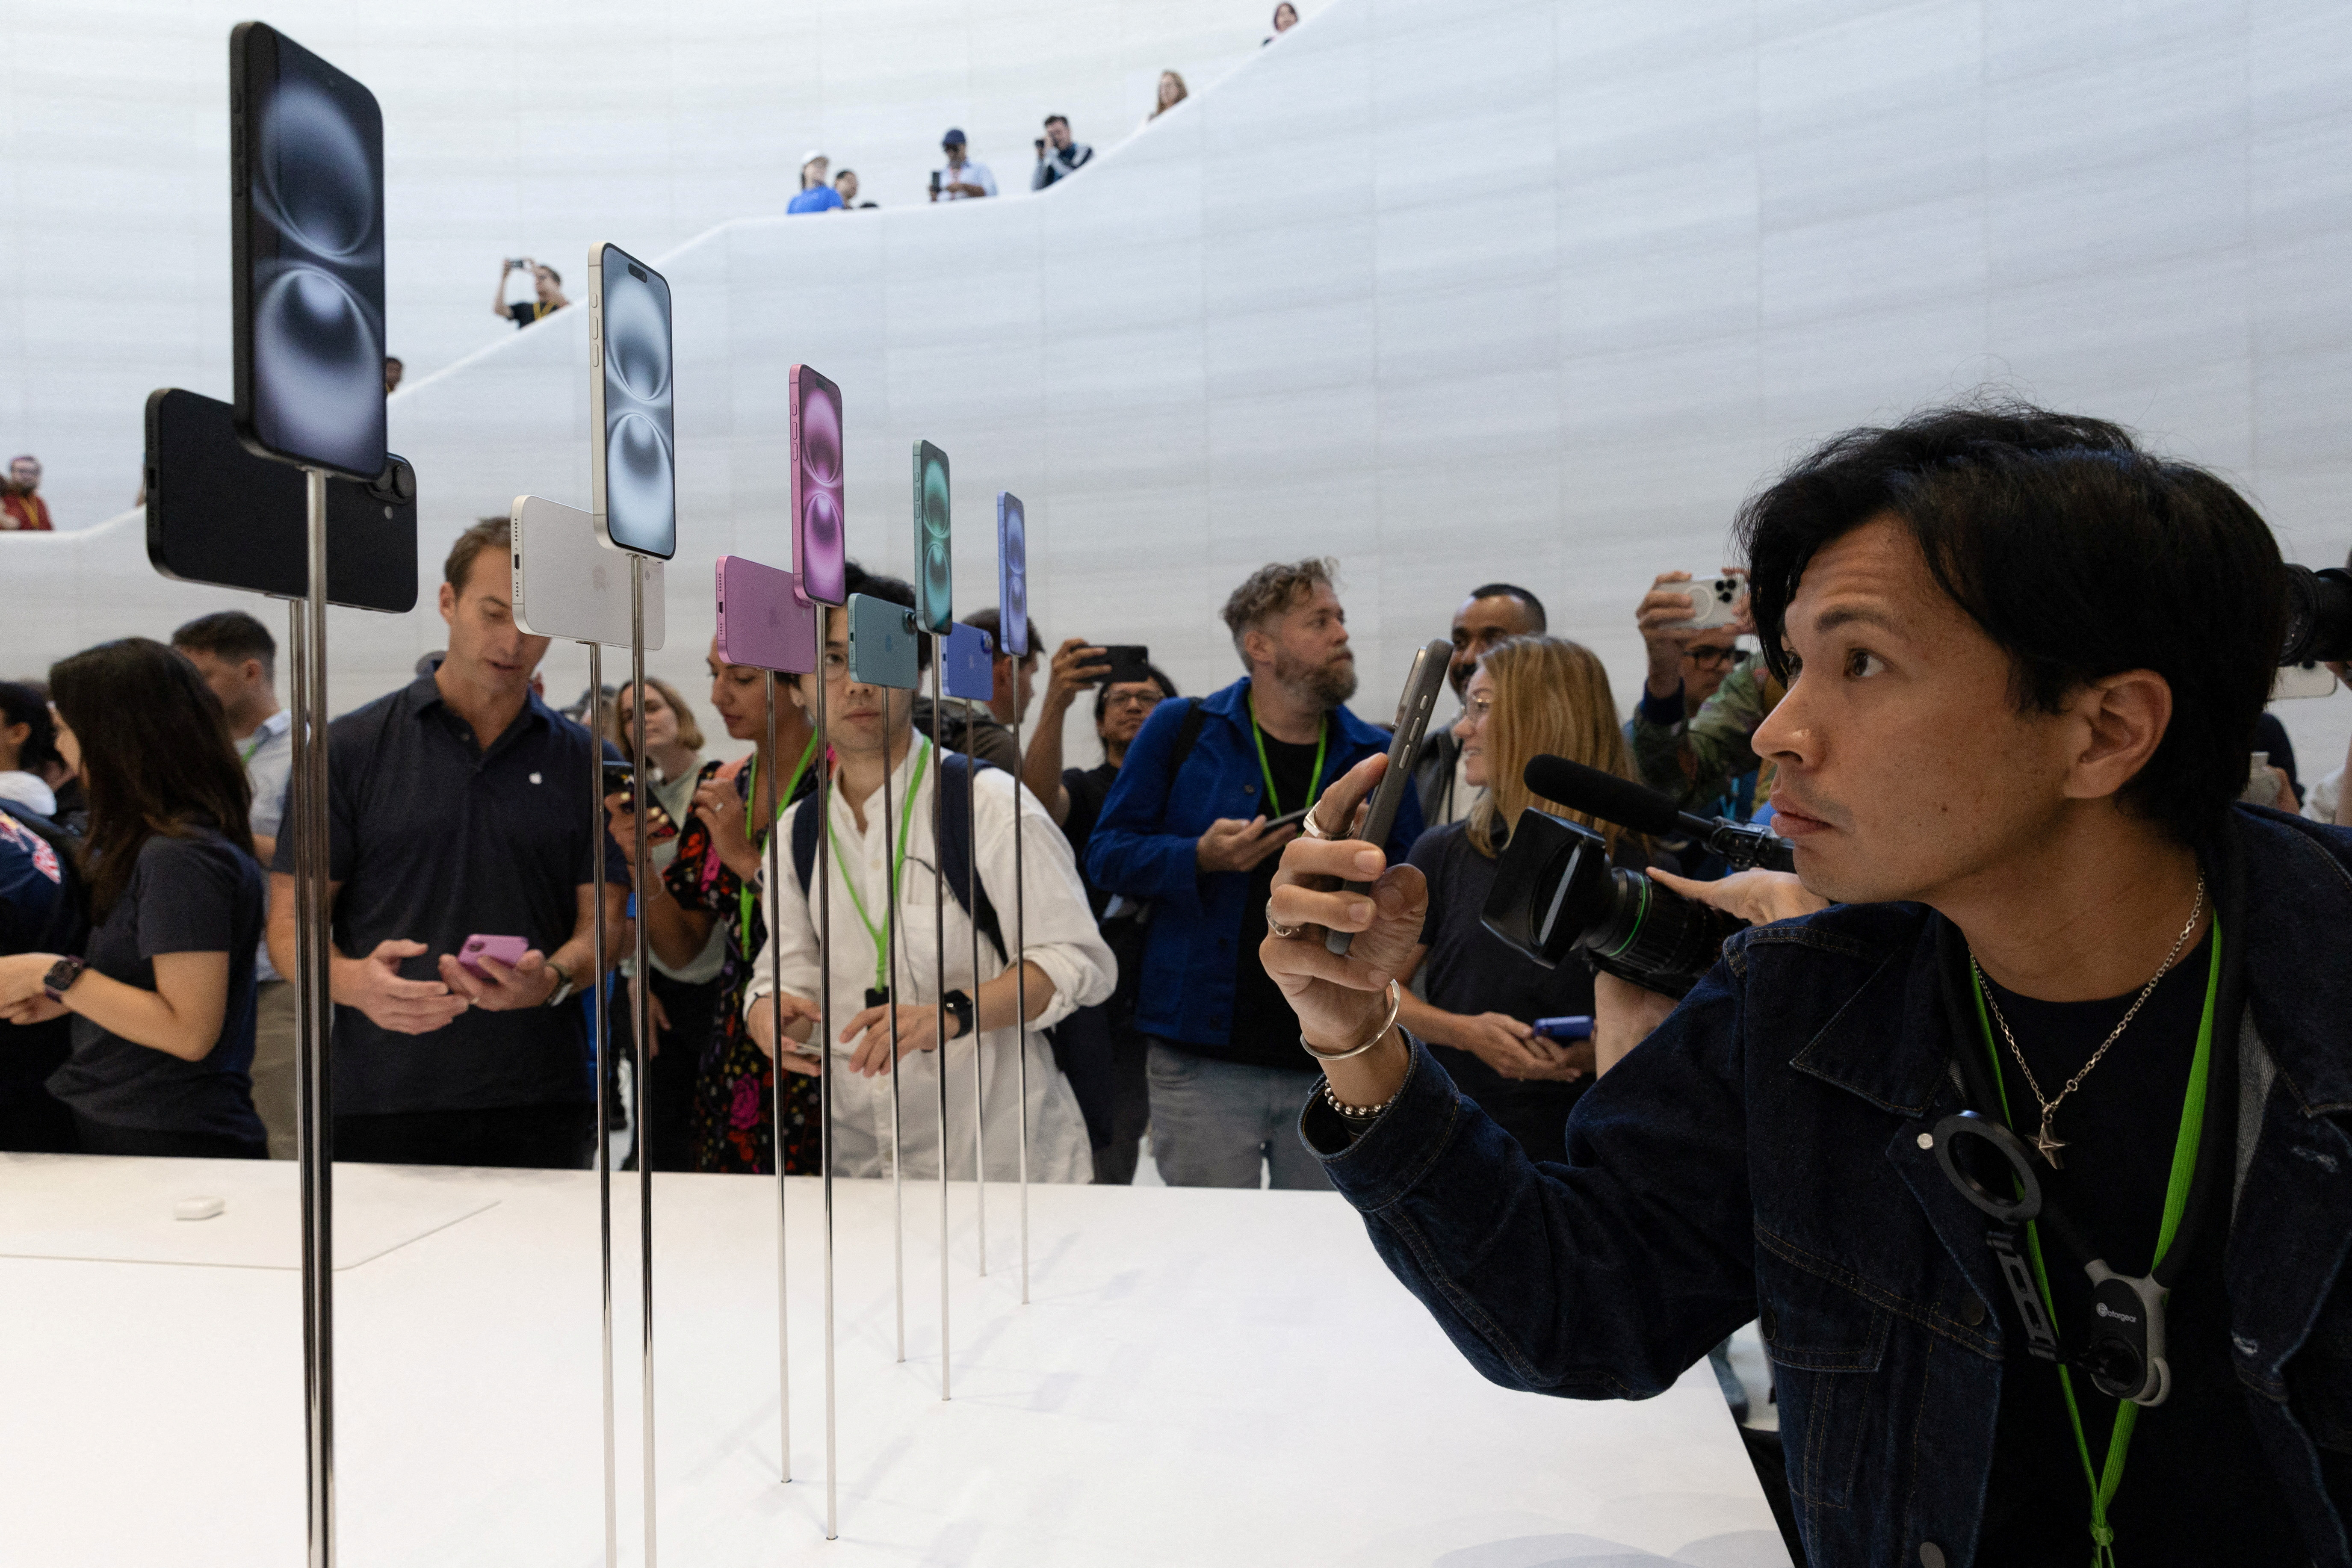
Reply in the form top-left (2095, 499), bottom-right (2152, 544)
top-left (0, 1153), bottom-right (1788, 1567)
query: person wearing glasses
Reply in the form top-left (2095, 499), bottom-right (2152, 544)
top-left (1023, 641), bottom-right (1179, 1181)
top-left (1628, 568), bottom-right (1781, 833)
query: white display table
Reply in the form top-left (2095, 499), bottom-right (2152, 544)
top-left (0, 1154), bottom-right (1788, 1566)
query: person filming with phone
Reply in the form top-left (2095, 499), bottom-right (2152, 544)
top-left (265, 518), bottom-right (626, 1170)
top-left (1264, 402), bottom-right (2352, 1567)
top-left (1088, 558), bottom-right (1423, 1189)
top-left (1629, 567), bottom-right (1780, 821)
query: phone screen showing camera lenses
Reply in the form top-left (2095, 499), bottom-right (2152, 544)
top-left (792, 365), bottom-right (846, 604)
top-left (915, 440), bottom-right (952, 632)
top-left (234, 24), bottom-right (387, 481)
top-left (997, 491), bottom-right (1028, 658)
top-left (597, 245), bottom-right (676, 558)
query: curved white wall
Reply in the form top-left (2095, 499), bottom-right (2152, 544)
top-left (9, 0), bottom-right (2352, 776)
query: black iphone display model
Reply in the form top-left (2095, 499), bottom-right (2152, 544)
top-left (1096, 645), bottom-right (1151, 685)
top-left (230, 22), bottom-right (387, 481)
top-left (1326, 638), bottom-right (1453, 956)
top-left (145, 388), bottom-right (417, 611)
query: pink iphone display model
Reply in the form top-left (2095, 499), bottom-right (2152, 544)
top-left (715, 555), bottom-right (818, 674)
top-left (790, 364), bottom-right (845, 605)
top-left (457, 934), bottom-right (529, 976)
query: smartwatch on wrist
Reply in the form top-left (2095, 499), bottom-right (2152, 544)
top-left (543, 961), bottom-right (576, 1008)
top-left (42, 955), bottom-right (89, 1003)
top-left (941, 989), bottom-right (975, 1040)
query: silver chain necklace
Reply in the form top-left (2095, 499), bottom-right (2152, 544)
top-left (1969, 875), bottom-right (2206, 1170)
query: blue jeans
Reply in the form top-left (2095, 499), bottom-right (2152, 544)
top-left (1145, 1039), bottom-right (1331, 1191)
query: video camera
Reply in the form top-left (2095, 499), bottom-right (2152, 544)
top-left (1480, 756), bottom-right (1790, 998)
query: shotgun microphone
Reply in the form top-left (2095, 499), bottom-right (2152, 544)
top-left (1522, 755), bottom-right (1797, 874)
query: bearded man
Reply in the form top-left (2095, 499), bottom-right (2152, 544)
top-left (1087, 558), bottom-right (1424, 1188)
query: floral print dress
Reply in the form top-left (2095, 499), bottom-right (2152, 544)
top-left (663, 760), bottom-right (821, 1173)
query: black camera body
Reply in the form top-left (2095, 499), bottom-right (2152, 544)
top-left (1480, 809), bottom-right (1743, 999)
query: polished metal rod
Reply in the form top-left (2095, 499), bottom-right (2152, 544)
top-left (630, 557), bottom-right (658, 1568)
top-left (931, 652), bottom-right (950, 1400)
top-left (814, 668), bottom-right (838, 1541)
top-left (883, 700), bottom-right (904, 1364)
top-left (765, 672), bottom-right (792, 1480)
top-left (296, 467), bottom-right (337, 1566)
top-left (1011, 697), bottom-right (1028, 1305)
top-left (963, 695), bottom-right (986, 1278)
top-left (589, 641), bottom-right (617, 1566)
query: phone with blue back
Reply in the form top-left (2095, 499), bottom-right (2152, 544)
top-left (846, 593), bottom-right (919, 690)
top-left (941, 622), bottom-right (994, 701)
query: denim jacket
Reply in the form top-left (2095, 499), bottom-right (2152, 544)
top-left (1306, 805), bottom-right (2352, 1567)
top-left (1087, 675), bottom-right (1424, 1050)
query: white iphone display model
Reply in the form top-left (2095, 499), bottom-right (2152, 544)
top-left (511, 494), bottom-right (665, 648)
top-left (587, 241), bottom-right (677, 559)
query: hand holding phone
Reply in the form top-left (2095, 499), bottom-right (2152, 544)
top-left (455, 933), bottom-right (529, 977)
top-left (1326, 639), bottom-right (1453, 955)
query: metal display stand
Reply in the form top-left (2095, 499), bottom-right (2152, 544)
top-left (291, 467), bottom-right (336, 1567)
top-left (1010, 698), bottom-right (1029, 1304)
top-left (963, 693), bottom-right (986, 1277)
top-left (812, 667), bottom-right (839, 1540)
top-left (929, 651), bottom-right (951, 1398)
top-left (883, 712), bottom-right (906, 1365)
top-left (763, 673), bottom-right (793, 1480)
top-left (587, 641), bottom-right (618, 1567)
top-left (628, 556), bottom-right (659, 1568)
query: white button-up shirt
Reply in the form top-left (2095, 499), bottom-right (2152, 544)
top-left (244, 708), bottom-right (295, 982)
top-left (746, 739), bottom-right (1113, 1181)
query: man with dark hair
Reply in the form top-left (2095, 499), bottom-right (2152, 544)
top-left (493, 259), bottom-right (568, 328)
top-left (1021, 639), bottom-right (1179, 1182)
top-left (0, 680), bottom-right (64, 817)
top-left (1031, 115), bottom-right (1093, 189)
top-left (265, 516), bottom-right (625, 1169)
top-left (172, 608), bottom-right (298, 1157)
top-left (384, 357), bottom-right (404, 394)
top-left (1090, 558), bottom-right (1423, 1188)
top-left (1268, 402), bottom-right (2351, 1566)
top-left (1412, 582), bottom-right (1547, 826)
top-left (2, 456), bottom-right (53, 532)
top-left (912, 605), bottom-right (1037, 773)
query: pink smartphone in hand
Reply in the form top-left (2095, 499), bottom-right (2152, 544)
top-left (457, 934), bottom-right (529, 976)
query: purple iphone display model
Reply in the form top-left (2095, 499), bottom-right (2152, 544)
top-left (715, 555), bottom-right (819, 674)
top-left (790, 364), bottom-right (845, 605)
top-left (457, 933), bottom-right (529, 976)
top-left (941, 621), bottom-right (994, 701)
top-left (996, 490), bottom-right (1027, 657)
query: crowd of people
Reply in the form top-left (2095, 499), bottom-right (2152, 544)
top-left (5, 507), bottom-right (2348, 1179)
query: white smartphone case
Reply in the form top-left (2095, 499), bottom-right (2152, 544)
top-left (510, 494), bottom-right (665, 648)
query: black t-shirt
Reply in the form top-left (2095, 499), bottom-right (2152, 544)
top-left (47, 827), bottom-right (265, 1140)
top-left (1407, 821), bottom-right (1655, 1162)
top-left (1223, 725), bottom-right (1329, 1070)
top-left (272, 672), bottom-right (627, 1116)
top-left (1060, 762), bottom-right (1120, 918)
top-left (1972, 929), bottom-right (2305, 1565)
top-left (508, 300), bottom-right (558, 328)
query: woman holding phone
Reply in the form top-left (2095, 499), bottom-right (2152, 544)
top-left (609, 641), bottom-right (821, 1174)
top-left (1395, 636), bottom-right (1664, 1165)
top-left (0, 639), bottom-right (266, 1158)
top-left (607, 675), bottom-right (720, 1172)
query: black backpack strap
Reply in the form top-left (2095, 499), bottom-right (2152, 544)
top-left (789, 783), bottom-right (819, 895)
top-left (936, 753), bottom-right (1010, 967)
top-left (1166, 697), bottom-right (1209, 782)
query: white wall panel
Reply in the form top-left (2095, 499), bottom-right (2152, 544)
top-left (5, 0), bottom-right (2352, 779)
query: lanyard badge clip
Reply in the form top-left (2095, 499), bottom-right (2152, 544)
top-left (2080, 1263), bottom-right (2172, 1406)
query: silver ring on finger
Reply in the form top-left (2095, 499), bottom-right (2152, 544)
top-left (1265, 907), bottom-right (1306, 940)
top-left (1300, 809), bottom-right (1335, 841)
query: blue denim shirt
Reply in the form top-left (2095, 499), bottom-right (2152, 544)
top-left (1306, 805), bottom-right (2352, 1567)
top-left (1087, 675), bottom-right (1424, 1049)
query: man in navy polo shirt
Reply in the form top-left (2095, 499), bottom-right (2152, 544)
top-left (1088, 558), bottom-right (1423, 1189)
top-left (266, 517), bottom-right (625, 1169)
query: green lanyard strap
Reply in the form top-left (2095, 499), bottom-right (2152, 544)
top-left (824, 739), bottom-right (932, 993)
top-left (1246, 693), bottom-right (1328, 819)
top-left (736, 733), bottom-right (823, 957)
top-left (1970, 914), bottom-right (2221, 1568)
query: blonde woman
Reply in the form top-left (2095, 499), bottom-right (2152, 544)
top-left (1394, 635), bottom-right (1664, 1163)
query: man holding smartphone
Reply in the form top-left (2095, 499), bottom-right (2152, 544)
top-left (1087, 558), bottom-right (1423, 1189)
top-left (264, 518), bottom-right (627, 1169)
top-left (1031, 115), bottom-right (1094, 189)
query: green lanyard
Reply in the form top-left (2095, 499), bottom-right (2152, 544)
top-left (824, 739), bottom-right (932, 992)
top-left (239, 726), bottom-right (272, 765)
top-left (735, 732), bottom-right (823, 957)
top-left (1971, 915), bottom-right (2222, 1568)
top-left (1246, 693), bottom-right (1327, 818)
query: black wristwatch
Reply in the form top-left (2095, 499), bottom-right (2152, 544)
top-left (542, 960), bottom-right (576, 1008)
top-left (42, 955), bottom-right (88, 1002)
top-left (941, 989), bottom-right (975, 1040)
